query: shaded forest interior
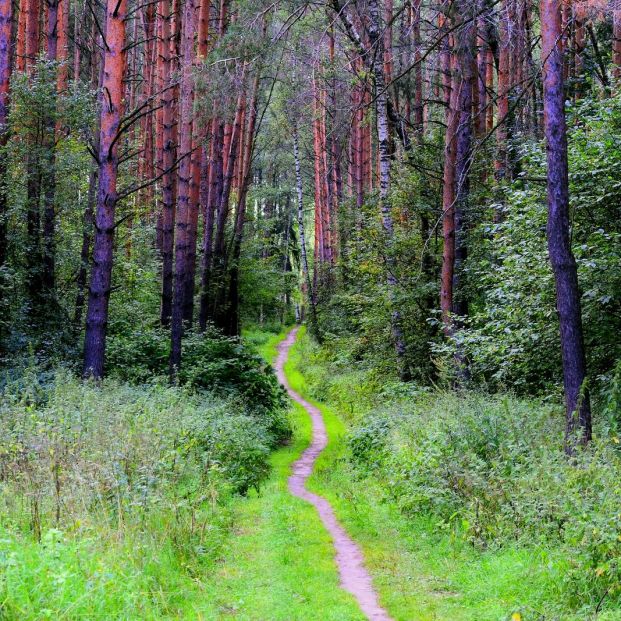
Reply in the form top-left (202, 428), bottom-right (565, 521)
top-left (1, 0), bottom-right (621, 618)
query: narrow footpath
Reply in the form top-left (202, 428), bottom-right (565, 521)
top-left (275, 328), bottom-right (394, 621)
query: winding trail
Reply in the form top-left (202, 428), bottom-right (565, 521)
top-left (275, 327), bottom-right (394, 621)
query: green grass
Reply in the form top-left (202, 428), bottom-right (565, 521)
top-left (196, 326), bottom-right (366, 620)
top-left (242, 325), bottom-right (292, 362)
top-left (283, 327), bottom-right (581, 621)
top-left (198, 400), bottom-right (365, 620)
top-left (0, 327), bottom-right (366, 620)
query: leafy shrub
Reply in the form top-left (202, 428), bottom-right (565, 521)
top-left (106, 326), bottom-right (290, 444)
top-left (0, 370), bottom-right (284, 618)
top-left (344, 391), bottom-right (621, 610)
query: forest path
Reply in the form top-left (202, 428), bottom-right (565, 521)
top-left (275, 328), bottom-right (394, 621)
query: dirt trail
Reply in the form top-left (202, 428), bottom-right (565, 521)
top-left (275, 327), bottom-right (394, 621)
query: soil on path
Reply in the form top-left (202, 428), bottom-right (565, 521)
top-left (274, 327), bottom-right (394, 621)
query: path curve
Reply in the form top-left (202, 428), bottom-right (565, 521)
top-left (275, 327), bottom-right (394, 621)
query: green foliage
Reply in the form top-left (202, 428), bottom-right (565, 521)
top-left (296, 329), bottom-right (621, 616)
top-left (105, 326), bottom-right (290, 444)
top-left (347, 391), bottom-right (621, 612)
top-left (0, 369), bottom-right (285, 618)
top-left (427, 96), bottom-right (621, 394)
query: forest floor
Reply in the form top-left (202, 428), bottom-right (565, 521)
top-left (274, 327), bottom-right (393, 621)
top-left (203, 327), bottom-right (567, 621)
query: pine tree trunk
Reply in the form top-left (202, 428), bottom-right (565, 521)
top-left (495, 0), bottom-right (510, 184)
top-left (183, 0), bottom-right (210, 325)
top-left (24, 0), bottom-right (42, 312)
top-left (41, 0), bottom-right (59, 298)
top-left (540, 0), bottom-right (591, 451)
top-left (227, 74), bottom-right (259, 336)
top-left (56, 0), bottom-right (68, 91)
top-left (24, 0), bottom-right (39, 70)
top-left (198, 119), bottom-right (222, 330)
top-left (452, 2), bottom-right (475, 320)
top-left (159, 0), bottom-right (175, 326)
top-left (170, 0), bottom-right (196, 375)
top-left (441, 53), bottom-right (457, 330)
top-left (16, 0), bottom-right (26, 72)
top-left (82, 0), bottom-right (127, 378)
top-left (211, 90), bottom-right (244, 328)
top-left (0, 0), bottom-right (12, 333)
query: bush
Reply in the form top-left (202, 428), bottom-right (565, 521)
top-left (105, 326), bottom-right (290, 444)
top-left (346, 391), bottom-right (621, 610)
top-left (0, 370), bottom-right (280, 618)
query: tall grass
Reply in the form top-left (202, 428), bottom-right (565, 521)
top-left (0, 370), bottom-right (281, 619)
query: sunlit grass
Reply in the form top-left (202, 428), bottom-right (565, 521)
top-left (285, 328), bottom-right (592, 621)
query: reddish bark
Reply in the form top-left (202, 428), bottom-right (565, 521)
top-left (138, 2), bottom-right (156, 209)
top-left (540, 0), bottom-right (591, 450)
top-left (41, 0), bottom-right (59, 296)
top-left (441, 54), bottom-right (457, 329)
top-left (485, 46), bottom-right (494, 133)
top-left (198, 118), bottom-right (223, 329)
top-left (170, 0), bottom-right (196, 374)
top-left (211, 91), bottom-right (244, 329)
top-left (24, 0), bottom-right (39, 71)
top-left (56, 0), bottom-right (68, 91)
top-left (159, 0), bottom-right (176, 326)
top-left (0, 0), bottom-right (10, 141)
top-left (182, 0), bottom-right (211, 324)
top-left (495, 0), bottom-right (510, 183)
top-left (83, 0), bottom-right (127, 378)
top-left (16, 0), bottom-right (26, 71)
top-left (226, 74), bottom-right (260, 336)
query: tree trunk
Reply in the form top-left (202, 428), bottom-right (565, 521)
top-left (211, 90), bottom-right (244, 327)
top-left (170, 0), bottom-right (196, 375)
top-left (82, 0), bottom-right (127, 378)
top-left (412, 0), bottom-right (423, 134)
top-left (183, 0), bottom-right (210, 325)
top-left (367, 0), bottom-right (409, 379)
top-left (74, 168), bottom-right (96, 327)
top-left (441, 52), bottom-right (457, 330)
top-left (159, 0), bottom-right (175, 326)
top-left (198, 119), bottom-right (222, 330)
top-left (16, 0), bottom-right (26, 72)
top-left (41, 0), bottom-right (59, 298)
top-left (56, 0), bottom-right (68, 91)
top-left (495, 0), bottom-right (510, 185)
top-left (613, 10), bottom-right (621, 83)
top-left (540, 0), bottom-right (591, 451)
top-left (24, 0), bottom-right (42, 313)
top-left (226, 74), bottom-right (259, 336)
top-left (452, 2), bottom-right (475, 320)
top-left (293, 126), bottom-right (319, 336)
top-left (24, 0), bottom-right (39, 70)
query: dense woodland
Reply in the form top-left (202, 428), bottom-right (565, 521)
top-left (0, 0), bottom-right (621, 618)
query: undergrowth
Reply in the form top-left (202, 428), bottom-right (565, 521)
top-left (296, 329), bottom-right (621, 619)
top-left (0, 330), bottom-right (291, 619)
